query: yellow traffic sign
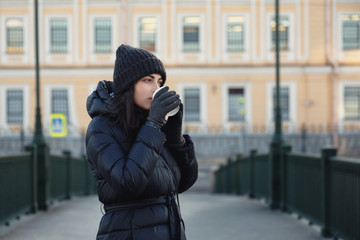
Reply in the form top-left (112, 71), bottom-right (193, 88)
top-left (49, 113), bottom-right (67, 137)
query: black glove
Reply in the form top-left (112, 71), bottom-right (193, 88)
top-left (162, 103), bottom-right (185, 145)
top-left (146, 86), bottom-right (180, 129)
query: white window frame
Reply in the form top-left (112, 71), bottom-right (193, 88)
top-left (177, 82), bottom-right (207, 132)
top-left (266, 81), bottom-right (297, 132)
top-left (266, 12), bottom-right (295, 62)
top-left (0, 84), bottom-right (30, 132)
top-left (45, 14), bottom-right (73, 63)
top-left (222, 82), bottom-right (252, 132)
top-left (44, 84), bottom-right (78, 136)
top-left (338, 81), bottom-right (360, 131)
top-left (177, 13), bottom-right (206, 62)
top-left (0, 15), bottom-right (29, 64)
top-left (88, 14), bottom-right (117, 63)
top-left (337, 11), bottom-right (360, 60)
top-left (133, 14), bottom-right (161, 56)
top-left (222, 13), bottom-right (250, 62)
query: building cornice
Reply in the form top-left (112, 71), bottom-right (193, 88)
top-left (2, 65), bottom-right (360, 78)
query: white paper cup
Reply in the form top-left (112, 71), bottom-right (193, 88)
top-left (153, 86), bottom-right (180, 117)
top-left (167, 105), bottom-right (180, 116)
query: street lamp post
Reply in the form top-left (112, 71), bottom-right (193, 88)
top-left (33, 0), bottom-right (44, 145)
top-left (269, 0), bottom-right (284, 209)
top-left (33, 0), bottom-right (49, 211)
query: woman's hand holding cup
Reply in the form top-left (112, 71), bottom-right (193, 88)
top-left (147, 86), bottom-right (180, 129)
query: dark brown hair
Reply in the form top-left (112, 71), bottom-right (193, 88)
top-left (111, 85), bottom-right (148, 142)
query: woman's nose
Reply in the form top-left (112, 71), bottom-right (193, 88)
top-left (153, 83), bottom-right (160, 91)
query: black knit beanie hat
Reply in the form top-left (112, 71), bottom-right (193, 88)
top-left (113, 44), bottom-right (166, 92)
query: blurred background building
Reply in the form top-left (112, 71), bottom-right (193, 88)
top-left (0, 0), bottom-right (360, 157)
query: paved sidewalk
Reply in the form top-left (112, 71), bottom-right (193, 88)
top-left (0, 193), bottom-right (328, 240)
top-left (180, 194), bottom-right (327, 240)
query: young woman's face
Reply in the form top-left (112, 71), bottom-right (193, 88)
top-left (134, 73), bottom-right (163, 110)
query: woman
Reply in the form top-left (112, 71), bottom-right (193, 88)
top-left (86, 44), bottom-right (198, 240)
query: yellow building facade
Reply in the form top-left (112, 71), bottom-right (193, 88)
top-left (0, 0), bottom-right (360, 137)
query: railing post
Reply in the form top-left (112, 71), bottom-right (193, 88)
top-left (217, 164), bottom-right (224, 193)
top-left (25, 144), bottom-right (38, 213)
top-left (216, 165), bottom-right (223, 193)
top-left (37, 143), bottom-right (49, 210)
top-left (235, 156), bottom-right (241, 195)
top-left (226, 158), bottom-right (232, 194)
top-left (321, 146), bottom-right (337, 237)
top-left (269, 141), bottom-right (282, 209)
top-left (222, 164), bottom-right (227, 194)
top-left (280, 144), bottom-right (291, 212)
top-left (249, 150), bottom-right (257, 199)
top-left (301, 124), bottom-right (307, 153)
top-left (20, 128), bottom-right (25, 152)
top-left (63, 150), bottom-right (72, 200)
top-left (213, 167), bottom-right (218, 193)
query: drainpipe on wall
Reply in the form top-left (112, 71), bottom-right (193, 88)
top-left (325, 0), bottom-right (339, 147)
top-left (121, 0), bottom-right (128, 43)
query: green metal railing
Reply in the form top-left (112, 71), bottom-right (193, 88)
top-left (49, 151), bottom-right (95, 201)
top-left (214, 146), bottom-right (360, 240)
top-left (0, 146), bottom-right (96, 226)
top-left (238, 156), bottom-right (250, 195)
top-left (50, 155), bottom-right (68, 200)
top-left (214, 151), bottom-right (270, 199)
top-left (0, 153), bottom-right (36, 226)
top-left (285, 153), bottom-right (322, 225)
top-left (328, 156), bottom-right (360, 240)
top-left (253, 153), bottom-right (269, 199)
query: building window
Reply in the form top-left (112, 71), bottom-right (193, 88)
top-left (7, 90), bottom-right (23, 124)
top-left (50, 18), bottom-right (67, 53)
top-left (183, 16), bottom-right (200, 52)
top-left (342, 13), bottom-right (360, 50)
top-left (272, 87), bottom-right (290, 121)
top-left (228, 88), bottom-right (245, 121)
top-left (94, 18), bottom-right (112, 53)
top-left (51, 89), bottom-right (70, 124)
top-left (6, 18), bottom-right (24, 54)
top-left (139, 17), bottom-right (157, 52)
top-left (184, 88), bottom-right (200, 121)
top-left (226, 16), bottom-right (245, 52)
top-left (271, 16), bottom-right (289, 51)
top-left (344, 87), bottom-right (360, 120)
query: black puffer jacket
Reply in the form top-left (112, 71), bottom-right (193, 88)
top-left (86, 81), bottom-right (198, 240)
